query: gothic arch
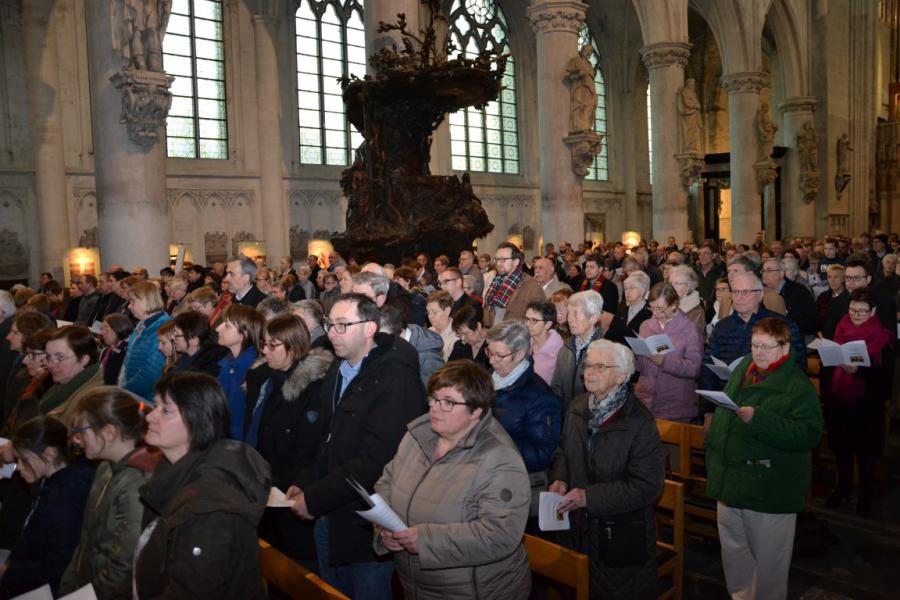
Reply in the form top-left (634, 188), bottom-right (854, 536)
top-left (764, 0), bottom-right (808, 99)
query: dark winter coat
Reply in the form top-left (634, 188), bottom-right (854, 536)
top-left (134, 440), bottom-right (271, 600)
top-left (551, 325), bottom-right (605, 411)
top-left (494, 363), bottom-right (561, 472)
top-left (171, 342), bottom-right (229, 378)
top-left (296, 333), bottom-right (427, 566)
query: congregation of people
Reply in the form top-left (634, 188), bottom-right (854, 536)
top-left (0, 229), bottom-right (895, 599)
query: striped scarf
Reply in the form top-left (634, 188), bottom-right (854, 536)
top-left (485, 267), bottom-right (524, 309)
top-left (588, 385), bottom-right (629, 433)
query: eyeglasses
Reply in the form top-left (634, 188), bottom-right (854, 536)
top-left (263, 341), bottom-right (285, 351)
top-left (751, 343), bottom-right (781, 351)
top-left (69, 424), bottom-right (93, 436)
top-left (848, 307), bottom-right (873, 316)
top-left (428, 395), bottom-right (468, 412)
top-left (438, 278), bottom-right (460, 285)
top-left (47, 353), bottom-right (76, 364)
top-left (321, 319), bottom-right (370, 334)
top-left (494, 256), bottom-right (514, 263)
top-left (648, 305), bottom-right (674, 313)
top-left (173, 333), bottom-right (185, 339)
top-left (762, 268), bottom-right (784, 274)
top-left (24, 351), bottom-right (46, 361)
top-left (583, 362), bottom-right (621, 372)
top-left (523, 317), bottom-right (546, 325)
top-left (845, 275), bottom-right (868, 282)
top-left (485, 349), bottom-right (514, 361)
top-left (731, 289), bottom-right (763, 297)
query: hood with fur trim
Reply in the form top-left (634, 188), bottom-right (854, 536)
top-left (282, 347), bottom-right (334, 401)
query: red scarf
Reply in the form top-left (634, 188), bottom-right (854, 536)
top-left (831, 314), bottom-right (893, 405)
top-left (579, 274), bottom-right (607, 293)
top-left (741, 353), bottom-right (790, 388)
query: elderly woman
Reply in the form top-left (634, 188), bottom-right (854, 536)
top-left (486, 320), bottom-right (561, 474)
top-left (524, 301), bottom-right (564, 385)
top-left (827, 288), bottom-right (893, 516)
top-left (375, 361), bottom-right (531, 600)
top-left (41, 326), bottom-right (104, 419)
top-left (705, 318), bottom-right (822, 600)
top-left (634, 283), bottom-right (703, 422)
top-left (552, 290), bottom-right (606, 410)
top-left (426, 290), bottom-right (458, 360)
top-left (668, 265), bottom-right (706, 335)
top-left (550, 340), bottom-right (665, 600)
top-left (606, 271), bottom-right (652, 344)
top-left (120, 281), bottom-right (172, 402)
top-left (134, 372), bottom-right (271, 599)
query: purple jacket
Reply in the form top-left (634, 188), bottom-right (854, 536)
top-left (634, 311), bottom-right (703, 422)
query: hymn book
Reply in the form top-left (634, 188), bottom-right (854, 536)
top-left (705, 356), bottom-right (744, 381)
top-left (807, 339), bottom-right (870, 367)
top-left (347, 477), bottom-right (408, 533)
top-left (625, 334), bottom-right (675, 357)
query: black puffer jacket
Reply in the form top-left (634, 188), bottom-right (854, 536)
top-left (134, 441), bottom-right (271, 600)
top-left (297, 333), bottom-right (427, 566)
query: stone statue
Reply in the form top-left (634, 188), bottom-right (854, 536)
top-left (756, 103), bottom-right (778, 161)
top-left (797, 121), bottom-right (819, 172)
top-left (111, 0), bottom-right (172, 72)
top-left (564, 46), bottom-right (598, 134)
top-left (678, 78), bottom-right (702, 154)
top-left (835, 133), bottom-right (853, 195)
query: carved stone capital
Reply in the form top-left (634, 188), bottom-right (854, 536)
top-left (721, 71), bottom-right (768, 95)
top-left (778, 96), bottom-right (817, 115)
top-left (110, 69), bottom-right (174, 149)
top-left (754, 160), bottom-right (778, 193)
top-left (799, 170), bottom-right (821, 204)
top-left (527, 1), bottom-right (588, 34)
top-left (675, 152), bottom-right (705, 189)
top-left (563, 131), bottom-right (603, 178)
top-left (639, 42), bottom-right (691, 71)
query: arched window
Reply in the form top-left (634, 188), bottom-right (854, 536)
top-left (646, 84), bottom-right (653, 181)
top-left (296, 0), bottom-right (366, 165)
top-left (163, 0), bottom-right (228, 159)
top-left (578, 26), bottom-right (607, 181)
top-left (448, 0), bottom-right (518, 174)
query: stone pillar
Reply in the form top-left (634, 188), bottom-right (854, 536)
top-left (84, 0), bottom-right (170, 271)
top-left (365, 0), bottom-right (420, 75)
top-left (847, 0), bottom-right (878, 234)
top-left (22, 0), bottom-right (69, 279)
top-left (253, 10), bottom-right (288, 259)
top-left (640, 42), bottom-right (691, 244)
top-left (527, 0), bottom-right (589, 247)
top-left (778, 97), bottom-right (817, 237)
top-left (722, 71), bottom-right (766, 245)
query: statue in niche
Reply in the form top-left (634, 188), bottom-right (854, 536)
top-left (797, 121), bottom-right (819, 172)
top-left (111, 0), bottom-right (172, 72)
top-left (756, 103), bottom-right (778, 161)
top-left (677, 78), bottom-right (703, 154)
top-left (564, 46), bottom-right (598, 134)
top-left (834, 133), bottom-right (853, 195)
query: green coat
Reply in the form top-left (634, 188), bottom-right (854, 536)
top-left (704, 354), bottom-right (823, 514)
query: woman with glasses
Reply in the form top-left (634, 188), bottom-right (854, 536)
top-left (40, 326), bottom-right (103, 421)
top-left (524, 301), bottom-right (564, 385)
top-left (448, 305), bottom-right (489, 368)
top-left (98, 314), bottom-right (133, 385)
top-left (375, 361), bottom-right (531, 600)
top-left (0, 416), bottom-right (95, 598)
top-left (634, 283), bottom-right (703, 422)
top-left (827, 288), bottom-right (893, 517)
top-left (705, 318), bottom-right (822, 599)
top-left (4, 313), bottom-right (54, 422)
top-left (4, 330), bottom-right (54, 437)
top-left (59, 387), bottom-right (155, 599)
top-left (550, 339), bottom-right (664, 600)
top-left (170, 310), bottom-right (229, 377)
top-left (215, 304), bottom-right (264, 441)
top-left (120, 282), bottom-right (172, 402)
top-left (244, 314), bottom-right (333, 568)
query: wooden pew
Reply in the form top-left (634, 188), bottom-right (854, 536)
top-left (258, 539), bottom-right (349, 600)
top-left (656, 479), bottom-right (685, 600)
top-left (523, 533), bottom-right (589, 600)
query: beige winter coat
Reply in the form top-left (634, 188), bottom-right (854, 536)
top-left (375, 412), bottom-right (531, 600)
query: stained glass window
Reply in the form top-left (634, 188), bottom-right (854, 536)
top-left (647, 85), bottom-right (653, 181)
top-left (578, 26), bottom-right (607, 181)
top-left (448, 0), bottom-right (518, 175)
top-left (163, 0), bottom-right (228, 159)
top-left (296, 0), bottom-right (366, 166)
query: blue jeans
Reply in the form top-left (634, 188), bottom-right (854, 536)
top-left (314, 516), bottom-right (394, 600)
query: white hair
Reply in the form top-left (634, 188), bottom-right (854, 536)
top-left (568, 290), bottom-right (603, 317)
top-left (668, 265), bottom-right (698, 292)
top-left (587, 339), bottom-right (635, 381)
top-left (0, 290), bottom-right (14, 320)
top-left (623, 271), bottom-right (651, 294)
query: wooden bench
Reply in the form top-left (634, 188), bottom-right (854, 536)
top-left (656, 479), bottom-right (685, 600)
top-left (523, 533), bottom-right (589, 600)
top-left (258, 539), bottom-right (349, 599)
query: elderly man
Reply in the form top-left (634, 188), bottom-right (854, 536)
top-left (458, 250), bottom-right (484, 298)
top-left (533, 257), bottom-right (570, 299)
top-left (700, 272), bottom-right (806, 426)
top-left (287, 294), bottom-right (425, 599)
top-left (483, 242), bottom-right (545, 327)
top-left (224, 255), bottom-right (266, 308)
top-left (718, 255), bottom-right (786, 320)
top-left (762, 258), bottom-right (816, 335)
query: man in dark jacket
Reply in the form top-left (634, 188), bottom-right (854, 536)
top-left (694, 243), bottom-right (724, 305)
top-left (288, 294), bottom-right (426, 600)
top-left (225, 255), bottom-right (266, 308)
top-left (762, 258), bottom-right (816, 335)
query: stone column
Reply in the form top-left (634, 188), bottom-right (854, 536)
top-left (640, 42), bottom-right (691, 244)
top-left (722, 71), bottom-right (766, 245)
top-left (365, 0), bottom-right (420, 75)
top-left (253, 9), bottom-right (288, 259)
top-left (22, 0), bottom-right (69, 279)
top-left (527, 0), bottom-right (589, 247)
top-left (778, 97), bottom-right (817, 237)
top-left (84, 0), bottom-right (170, 271)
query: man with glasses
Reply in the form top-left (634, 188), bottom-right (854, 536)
top-left (762, 258), bottom-right (816, 335)
top-left (287, 293), bottom-right (425, 600)
top-left (822, 258), bottom-right (896, 339)
top-left (438, 267), bottom-right (479, 316)
top-left (700, 272), bottom-right (806, 428)
top-left (483, 242), bottom-right (545, 327)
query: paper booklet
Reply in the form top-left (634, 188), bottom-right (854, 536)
top-left (347, 478), bottom-right (408, 533)
top-left (807, 339), bottom-right (870, 367)
top-left (538, 492), bottom-right (571, 532)
top-left (267, 487), bottom-right (294, 508)
top-left (625, 334), bottom-right (675, 357)
top-left (705, 356), bottom-right (744, 381)
top-left (696, 390), bottom-right (740, 412)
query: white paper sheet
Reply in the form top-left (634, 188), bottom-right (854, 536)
top-left (696, 390), bottom-right (740, 411)
top-left (807, 337), bottom-right (836, 350)
top-left (355, 493), bottom-right (408, 533)
top-left (816, 340), bottom-right (870, 367)
top-left (55, 320), bottom-right (73, 328)
top-left (10, 585), bottom-right (53, 600)
top-left (58, 584), bottom-right (99, 600)
top-left (625, 334), bottom-right (675, 357)
top-left (705, 356), bottom-right (744, 381)
top-left (266, 487), bottom-right (294, 508)
top-left (538, 492), bottom-right (571, 532)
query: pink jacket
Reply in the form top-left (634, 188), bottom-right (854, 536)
top-left (532, 329), bottom-right (564, 385)
top-left (634, 310), bottom-right (703, 422)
